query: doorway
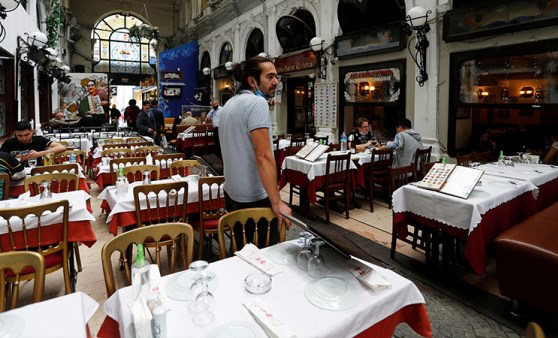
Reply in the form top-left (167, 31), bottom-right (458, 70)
top-left (287, 77), bottom-right (315, 136)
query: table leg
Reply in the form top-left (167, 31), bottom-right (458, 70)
top-left (291, 187), bottom-right (318, 221)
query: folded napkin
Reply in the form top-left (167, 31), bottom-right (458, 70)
top-left (243, 301), bottom-right (296, 338)
top-left (345, 259), bottom-right (391, 292)
top-left (235, 243), bottom-right (282, 276)
top-left (128, 297), bottom-right (153, 338)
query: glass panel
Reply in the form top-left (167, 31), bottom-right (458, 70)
top-left (111, 41), bottom-right (140, 61)
top-left (101, 40), bottom-right (110, 59)
top-left (111, 61), bottom-right (141, 74)
top-left (219, 42), bottom-right (232, 64)
top-left (96, 29), bottom-right (111, 40)
top-left (111, 31), bottom-right (130, 42)
top-left (342, 68), bottom-right (401, 103)
top-left (96, 20), bottom-right (111, 31)
top-left (104, 14), bottom-right (125, 29)
top-left (141, 44), bottom-right (149, 62)
top-left (126, 16), bottom-right (143, 28)
top-left (92, 38), bottom-right (100, 62)
top-left (94, 60), bottom-right (110, 73)
top-left (142, 63), bottom-right (155, 74)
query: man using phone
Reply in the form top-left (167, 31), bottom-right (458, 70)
top-left (0, 151), bottom-right (26, 199)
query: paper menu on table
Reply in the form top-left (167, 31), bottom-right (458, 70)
top-left (235, 243), bottom-right (282, 276)
top-left (416, 163), bottom-right (483, 199)
top-left (345, 259), bottom-right (391, 292)
top-left (295, 142), bottom-right (330, 162)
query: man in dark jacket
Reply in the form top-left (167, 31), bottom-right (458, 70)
top-left (136, 101), bottom-right (157, 140)
top-left (150, 100), bottom-right (164, 146)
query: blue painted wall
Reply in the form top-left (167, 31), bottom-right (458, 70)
top-left (158, 40), bottom-right (200, 118)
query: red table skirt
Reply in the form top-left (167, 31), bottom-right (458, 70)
top-left (98, 303), bottom-right (431, 338)
top-left (96, 169), bottom-right (171, 190)
top-left (393, 190), bottom-right (538, 275)
top-left (10, 177), bottom-right (90, 198)
top-left (280, 169), bottom-right (357, 204)
top-left (0, 220), bottom-right (97, 249)
top-left (176, 138), bottom-right (214, 152)
top-left (536, 177), bottom-right (558, 210)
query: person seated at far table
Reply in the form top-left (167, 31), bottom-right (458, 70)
top-left (370, 115), bottom-right (387, 143)
top-left (180, 111), bottom-right (199, 125)
top-left (0, 120), bottom-right (66, 166)
top-left (543, 132), bottom-right (558, 164)
top-left (376, 118), bottom-right (423, 167)
top-left (348, 117), bottom-right (377, 152)
top-left (0, 151), bottom-right (26, 199)
top-left (49, 111), bottom-right (81, 128)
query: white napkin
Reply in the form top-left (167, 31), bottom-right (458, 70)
top-left (128, 297), bottom-right (153, 338)
top-left (235, 243), bottom-right (282, 276)
top-left (148, 265), bottom-right (168, 305)
top-left (345, 259), bottom-right (391, 292)
top-left (146, 154), bottom-right (153, 165)
top-left (243, 301), bottom-right (296, 338)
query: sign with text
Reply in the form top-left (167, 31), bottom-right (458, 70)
top-left (275, 51), bottom-right (317, 74)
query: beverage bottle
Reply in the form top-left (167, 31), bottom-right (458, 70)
top-left (116, 167), bottom-right (128, 196)
top-left (69, 151), bottom-right (77, 164)
top-left (340, 132), bottom-right (348, 152)
top-left (498, 150), bottom-right (505, 167)
top-left (131, 243), bottom-right (150, 300)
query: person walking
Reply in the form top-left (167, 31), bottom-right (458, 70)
top-left (136, 101), bottom-right (157, 141)
top-left (150, 100), bottom-right (164, 146)
top-left (124, 99), bottom-right (141, 130)
top-left (205, 99), bottom-right (222, 158)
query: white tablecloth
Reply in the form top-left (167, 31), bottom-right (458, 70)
top-left (282, 154), bottom-right (358, 182)
top-left (104, 242), bottom-right (426, 338)
top-left (48, 137), bottom-right (92, 154)
top-left (0, 292), bottom-right (98, 338)
top-left (273, 139), bottom-right (291, 151)
top-left (477, 163), bottom-right (558, 187)
top-left (392, 175), bottom-right (538, 234)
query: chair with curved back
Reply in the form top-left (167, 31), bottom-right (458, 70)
top-left (101, 148), bottom-right (133, 158)
top-left (317, 153), bottom-right (352, 223)
top-left (53, 150), bottom-right (87, 168)
top-left (0, 173), bottom-right (10, 200)
top-left (0, 251), bottom-right (45, 312)
top-left (133, 145), bottom-right (163, 157)
top-left (0, 200), bottom-right (72, 294)
top-left (108, 157), bottom-right (146, 185)
top-left (413, 146), bottom-right (432, 180)
top-left (217, 208), bottom-right (286, 259)
top-left (124, 137), bottom-right (145, 144)
top-left (102, 138), bottom-right (125, 145)
top-left (31, 163), bottom-right (80, 176)
top-left (128, 141), bottom-right (154, 148)
top-left (102, 143), bottom-right (129, 150)
top-left (154, 153), bottom-right (184, 179)
top-left (101, 223), bottom-right (194, 297)
top-left (170, 159), bottom-right (201, 177)
top-left (525, 322), bottom-right (545, 338)
top-left (456, 153), bottom-right (475, 167)
top-left (285, 146), bottom-right (304, 206)
top-left (290, 137), bottom-right (307, 148)
top-left (191, 176), bottom-right (226, 259)
top-left (419, 161), bottom-right (438, 180)
top-left (313, 135), bottom-right (329, 145)
top-left (24, 172), bottom-right (79, 196)
top-left (369, 148), bottom-right (394, 212)
top-left (122, 164), bottom-right (160, 182)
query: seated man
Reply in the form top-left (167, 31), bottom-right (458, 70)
top-left (0, 151), bottom-right (26, 199)
top-left (0, 120), bottom-right (66, 166)
top-left (348, 117), bottom-right (376, 152)
top-left (377, 118), bottom-right (423, 167)
top-left (49, 112), bottom-right (81, 128)
top-left (180, 111), bottom-right (199, 125)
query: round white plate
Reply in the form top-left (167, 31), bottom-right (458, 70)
top-left (304, 277), bottom-right (359, 311)
top-left (265, 243), bottom-right (299, 266)
top-left (165, 270), bottom-right (219, 301)
top-left (488, 180), bottom-right (516, 188)
top-left (206, 321), bottom-right (265, 338)
top-left (0, 314), bottom-right (25, 337)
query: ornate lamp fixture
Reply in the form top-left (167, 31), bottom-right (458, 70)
top-left (225, 61), bottom-right (233, 71)
top-left (0, 0), bottom-right (26, 42)
top-left (310, 36), bottom-right (332, 80)
top-left (17, 31), bottom-right (71, 83)
top-left (404, 6), bottom-right (431, 87)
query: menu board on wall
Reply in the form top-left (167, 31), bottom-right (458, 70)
top-left (315, 81), bottom-right (338, 128)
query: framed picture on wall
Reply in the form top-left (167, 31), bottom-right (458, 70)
top-left (163, 87), bottom-right (181, 97)
top-left (221, 92), bottom-right (232, 105)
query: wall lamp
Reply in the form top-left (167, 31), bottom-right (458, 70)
top-left (519, 86), bottom-right (534, 98)
top-left (225, 61), bottom-right (233, 71)
top-left (17, 32), bottom-right (71, 83)
top-left (477, 88), bottom-right (489, 100)
top-left (404, 6), bottom-right (431, 87)
top-left (202, 67), bottom-right (211, 76)
top-left (310, 36), bottom-right (334, 79)
top-left (0, 0), bottom-right (25, 42)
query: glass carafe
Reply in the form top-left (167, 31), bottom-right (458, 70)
top-left (39, 180), bottom-right (52, 199)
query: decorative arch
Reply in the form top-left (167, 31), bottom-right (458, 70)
top-left (219, 41), bottom-right (233, 65)
top-left (244, 27), bottom-right (265, 60)
top-left (276, 8), bottom-right (317, 53)
top-left (91, 12), bottom-right (157, 75)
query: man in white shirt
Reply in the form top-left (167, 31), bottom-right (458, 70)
top-left (205, 99), bottom-right (222, 158)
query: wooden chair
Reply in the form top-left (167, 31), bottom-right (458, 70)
top-left (192, 129), bottom-right (209, 156)
top-left (217, 208), bottom-right (286, 259)
top-left (128, 141), bottom-right (154, 148)
top-left (413, 146), bottom-right (432, 180)
top-left (328, 143), bottom-right (341, 152)
top-left (101, 148), bottom-right (133, 158)
top-left (124, 137), bottom-right (144, 144)
top-left (389, 165), bottom-right (432, 262)
top-left (24, 172), bottom-right (79, 195)
top-left (58, 140), bottom-right (70, 148)
top-left (154, 153), bottom-right (184, 179)
top-left (53, 150), bottom-right (87, 167)
top-left (0, 173), bottom-right (10, 200)
top-left (290, 137), bottom-right (307, 147)
top-left (317, 153), bottom-right (352, 223)
top-left (0, 251), bottom-right (45, 312)
top-left (419, 161), bottom-right (437, 180)
top-left (122, 164), bottom-right (160, 182)
top-left (31, 163), bottom-right (80, 176)
top-left (0, 200), bottom-right (72, 294)
top-left (474, 150), bottom-right (493, 163)
top-left (170, 159), bottom-right (201, 176)
top-left (313, 135), bottom-right (329, 145)
top-left (108, 157), bottom-right (146, 185)
top-left (456, 153), bottom-right (475, 167)
top-left (102, 143), bottom-right (129, 150)
top-left (191, 176), bottom-right (226, 259)
top-left (101, 223), bottom-right (194, 297)
top-left (133, 145), bottom-right (163, 157)
top-left (369, 148), bottom-right (394, 212)
top-left (102, 138), bottom-right (125, 145)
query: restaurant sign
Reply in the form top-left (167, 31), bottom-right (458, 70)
top-left (275, 51), bottom-right (317, 74)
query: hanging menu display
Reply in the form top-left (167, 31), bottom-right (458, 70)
top-left (315, 82), bottom-right (338, 128)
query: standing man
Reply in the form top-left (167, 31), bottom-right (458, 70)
top-left (205, 99), bottom-right (222, 158)
top-left (124, 99), bottom-right (141, 130)
top-left (220, 56), bottom-right (291, 244)
top-left (136, 101), bottom-right (157, 141)
top-left (150, 100), bottom-right (165, 146)
top-left (377, 118), bottom-right (423, 167)
top-left (0, 151), bottom-right (27, 199)
top-left (348, 117), bottom-right (376, 152)
top-left (0, 120), bottom-right (66, 166)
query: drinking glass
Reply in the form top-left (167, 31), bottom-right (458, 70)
top-left (28, 157), bottom-right (37, 169)
top-left (297, 231), bottom-right (313, 271)
top-left (191, 272), bottom-right (215, 325)
top-left (304, 133), bottom-right (310, 139)
top-left (188, 261), bottom-right (214, 299)
top-left (308, 238), bottom-right (326, 278)
top-left (286, 134), bottom-right (292, 140)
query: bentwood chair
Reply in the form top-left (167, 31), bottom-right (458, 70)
top-left (133, 145), bottom-right (163, 157)
top-left (101, 143), bottom-right (129, 150)
top-left (0, 173), bottom-right (10, 200)
top-left (122, 164), bottom-right (160, 182)
top-left (101, 148), bottom-right (133, 158)
top-left (101, 223), bottom-right (194, 297)
top-left (109, 157), bottom-right (146, 185)
top-left (170, 160), bottom-right (201, 177)
top-left (0, 251), bottom-right (45, 312)
top-left (102, 138), bottom-right (125, 145)
top-left (217, 208), bottom-right (286, 260)
top-left (124, 137), bottom-right (145, 144)
top-left (154, 153), bottom-right (184, 179)
top-left (368, 148), bottom-right (394, 212)
top-left (413, 146), bottom-right (432, 180)
top-left (456, 153), bottom-right (475, 167)
top-left (0, 200), bottom-right (72, 294)
top-left (31, 163), bottom-right (80, 176)
top-left (53, 150), bottom-right (87, 167)
top-left (24, 172), bottom-right (79, 195)
top-left (317, 153), bottom-right (352, 223)
top-left (132, 181), bottom-right (190, 270)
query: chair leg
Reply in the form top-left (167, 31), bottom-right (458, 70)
top-left (390, 230), bottom-right (397, 258)
top-left (74, 242), bottom-right (83, 272)
top-left (324, 192), bottom-right (330, 224)
top-left (198, 230), bottom-right (204, 260)
top-left (344, 189), bottom-right (350, 219)
top-left (289, 185), bottom-right (293, 206)
top-left (369, 183), bottom-right (374, 213)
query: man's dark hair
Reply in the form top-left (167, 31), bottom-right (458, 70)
top-left (15, 121), bottom-right (32, 131)
top-left (150, 99), bottom-right (158, 106)
top-left (232, 56), bottom-right (273, 91)
top-left (355, 117), bottom-right (369, 128)
top-left (397, 118), bottom-right (412, 129)
top-left (128, 99), bottom-right (137, 106)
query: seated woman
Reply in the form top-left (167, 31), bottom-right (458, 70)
top-left (543, 133), bottom-right (558, 164)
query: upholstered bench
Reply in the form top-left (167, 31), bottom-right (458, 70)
top-left (494, 202), bottom-right (558, 317)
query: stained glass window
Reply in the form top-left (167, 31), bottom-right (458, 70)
top-left (91, 13), bottom-right (156, 75)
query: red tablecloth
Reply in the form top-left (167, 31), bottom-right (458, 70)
top-left (98, 303), bottom-right (431, 338)
top-left (535, 177), bottom-right (558, 210)
top-left (10, 177), bottom-right (90, 198)
top-left (280, 168), bottom-right (357, 205)
top-left (393, 190), bottom-right (538, 274)
top-left (0, 220), bottom-right (97, 249)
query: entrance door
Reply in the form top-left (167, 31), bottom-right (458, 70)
top-left (287, 77), bottom-right (314, 136)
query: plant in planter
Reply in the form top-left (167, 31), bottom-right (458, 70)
top-left (128, 24), bottom-right (164, 47)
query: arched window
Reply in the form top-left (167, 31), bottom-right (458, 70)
top-left (337, 0), bottom-right (404, 34)
top-left (276, 9), bottom-right (316, 53)
top-left (200, 51), bottom-right (211, 70)
top-left (219, 42), bottom-right (233, 65)
top-left (91, 13), bottom-right (156, 75)
top-left (245, 29), bottom-right (264, 59)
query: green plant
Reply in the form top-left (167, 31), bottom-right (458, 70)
top-left (128, 24), bottom-right (164, 46)
top-left (44, 0), bottom-right (61, 48)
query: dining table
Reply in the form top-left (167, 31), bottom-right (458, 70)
top-left (98, 177), bottom-right (223, 235)
top-left (98, 240), bottom-right (432, 338)
top-left (392, 168), bottom-right (545, 274)
top-left (9, 164), bottom-right (90, 198)
top-left (0, 292), bottom-right (98, 338)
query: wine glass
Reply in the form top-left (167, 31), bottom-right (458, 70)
top-left (308, 238), bottom-right (326, 278)
top-left (28, 157), bottom-right (37, 170)
top-left (191, 272), bottom-right (216, 325)
top-left (188, 261), bottom-right (214, 299)
top-left (297, 231), bottom-right (313, 271)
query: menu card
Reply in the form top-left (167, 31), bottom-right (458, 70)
top-left (295, 142), bottom-right (330, 162)
top-left (416, 163), bottom-right (483, 199)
